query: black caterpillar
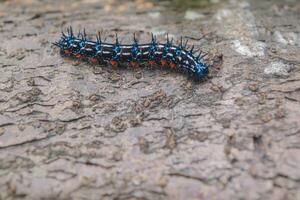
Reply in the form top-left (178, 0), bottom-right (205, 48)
top-left (53, 27), bottom-right (210, 81)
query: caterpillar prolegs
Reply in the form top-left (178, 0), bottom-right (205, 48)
top-left (53, 27), bottom-right (210, 81)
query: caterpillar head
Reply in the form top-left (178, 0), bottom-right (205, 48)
top-left (192, 62), bottom-right (209, 81)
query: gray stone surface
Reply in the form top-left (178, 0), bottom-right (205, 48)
top-left (0, 0), bottom-right (299, 199)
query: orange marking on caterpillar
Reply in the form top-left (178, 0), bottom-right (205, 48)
top-left (64, 49), bottom-right (71, 55)
top-left (148, 60), bottom-right (156, 65)
top-left (110, 60), bottom-right (118, 65)
top-left (89, 57), bottom-right (97, 63)
top-left (75, 54), bottom-right (82, 58)
top-left (160, 59), bottom-right (167, 66)
top-left (169, 62), bottom-right (176, 69)
top-left (130, 61), bottom-right (137, 66)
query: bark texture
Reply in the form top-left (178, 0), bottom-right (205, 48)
top-left (0, 0), bottom-right (300, 199)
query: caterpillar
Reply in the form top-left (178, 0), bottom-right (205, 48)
top-left (53, 27), bottom-right (210, 81)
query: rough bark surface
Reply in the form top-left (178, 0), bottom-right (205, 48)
top-left (0, 0), bottom-right (300, 199)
